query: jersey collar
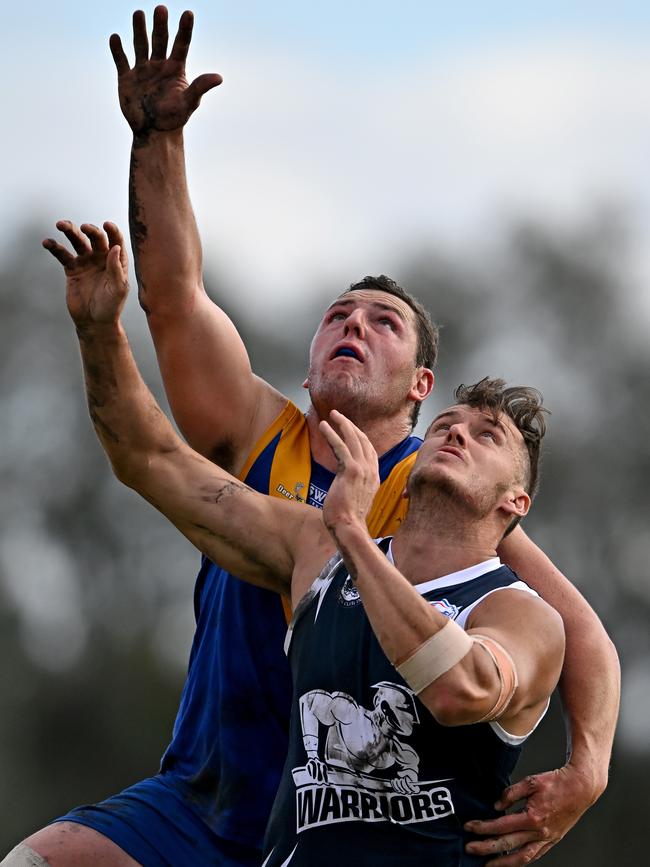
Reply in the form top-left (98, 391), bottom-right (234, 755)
top-left (385, 539), bottom-right (501, 595)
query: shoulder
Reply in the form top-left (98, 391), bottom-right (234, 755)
top-left (468, 583), bottom-right (563, 638)
top-left (239, 399), bottom-right (308, 485)
top-left (378, 435), bottom-right (422, 479)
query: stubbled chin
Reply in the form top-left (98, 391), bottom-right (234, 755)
top-left (308, 372), bottom-right (375, 415)
top-left (411, 469), bottom-right (500, 520)
top-left (311, 368), bottom-right (367, 394)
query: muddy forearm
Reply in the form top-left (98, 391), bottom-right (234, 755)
top-left (76, 321), bottom-right (179, 476)
top-left (129, 130), bottom-right (204, 313)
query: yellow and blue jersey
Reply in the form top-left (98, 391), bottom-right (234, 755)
top-left (163, 401), bottom-right (421, 847)
top-left (55, 401), bottom-right (422, 866)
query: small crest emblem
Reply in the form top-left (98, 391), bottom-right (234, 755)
top-left (339, 575), bottom-right (361, 606)
top-left (430, 598), bottom-right (460, 619)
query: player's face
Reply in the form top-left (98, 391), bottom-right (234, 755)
top-left (409, 404), bottom-right (529, 520)
top-left (305, 290), bottom-right (426, 419)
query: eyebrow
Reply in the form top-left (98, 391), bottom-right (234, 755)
top-left (326, 297), bottom-right (408, 322)
top-left (429, 409), bottom-right (509, 438)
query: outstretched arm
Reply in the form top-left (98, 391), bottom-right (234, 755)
top-left (43, 221), bottom-right (308, 593)
top-left (110, 7), bottom-right (285, 468)
top-left (318, 413), bottom-right (564, 730)
top-left (464, 527), bottom-right (620, 866)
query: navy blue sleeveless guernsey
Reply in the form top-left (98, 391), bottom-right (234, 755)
top-left (263, 539), bottom-right (543, 867)
top-left (55, 402), bottom-right (422, 866)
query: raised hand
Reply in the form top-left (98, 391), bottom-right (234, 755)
top-left (464, 764), bottom-right (597, 866)
top-left (43, 221), bottom-right (129, 327)
top-left (110, 6), bottom-right (223, 137)
top-left (320, 410), bottom-right (380, 536)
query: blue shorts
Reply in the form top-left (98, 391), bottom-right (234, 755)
top-left (53, 776), bottom-right (263, 867)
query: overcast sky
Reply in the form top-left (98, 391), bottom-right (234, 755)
top-left (6, 1), bottom-right (650, 314)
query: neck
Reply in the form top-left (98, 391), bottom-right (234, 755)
top-left (390, 493), bottom-right (501, 584)
top-left (305, 404), bottom-right (413, 471)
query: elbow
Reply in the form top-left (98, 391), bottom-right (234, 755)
top-left (110, 453), bottom-right (142, 488)
top-left (109, 449), bottom-right (153, 491)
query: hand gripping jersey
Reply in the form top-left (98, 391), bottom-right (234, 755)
top-left (263, 539), bottom-right (545, 867)
top-left (54, 402), bottom-right (422, 866)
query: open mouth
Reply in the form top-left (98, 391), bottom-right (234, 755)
top-left (333, 346), bottom-right (362, 361)
top-left (437, 447), bottom-right (463, 460)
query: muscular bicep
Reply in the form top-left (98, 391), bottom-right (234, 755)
top-left (147, 289), bottom-right (287, 470)
top-left (131, 442), bottom-right (307, 592)
top-left (467, 590), bottom-right (565, 721)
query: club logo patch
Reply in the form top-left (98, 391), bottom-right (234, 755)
top-left (339, 576), bottom-right (361, 606)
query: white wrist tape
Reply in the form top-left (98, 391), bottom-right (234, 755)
top-left (471, 634), bottom-right (519, 721)
top-left (396, 619), bottom-right (473, 694)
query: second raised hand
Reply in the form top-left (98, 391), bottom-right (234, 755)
top-left (320, 410), bottom-right (380, 535)
top-left (110, 5), bottom-right (223, 137)
top-left (43, 222), bottom-right (130, 327)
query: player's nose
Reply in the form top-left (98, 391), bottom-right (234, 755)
top-left (446, 423), bottom-right (466, 445)
top-left (343, 307), bottom-right (367, 337)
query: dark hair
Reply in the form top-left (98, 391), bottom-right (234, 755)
top-left (345, 275), bottom-right (439, 428)
top-left (454, 377), bottom-right (549, 534)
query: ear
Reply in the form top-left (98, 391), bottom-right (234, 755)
top-left (499, 487), bottom-right (531, 521)
top-left (409, 368), bottom-right (434, 404)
